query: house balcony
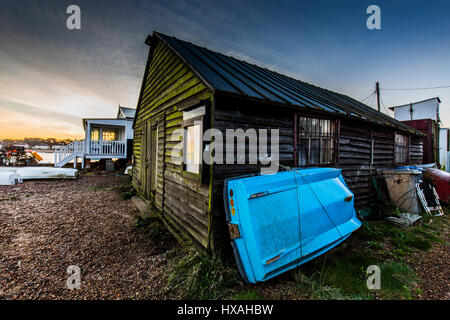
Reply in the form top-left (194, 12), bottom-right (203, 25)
top-left (86, 140), bottom-right (127, 158)
top-left (54, 140), bottom-right (127, 167)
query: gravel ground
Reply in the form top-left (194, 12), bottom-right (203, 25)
top-left (0, 175), bottom-right (176, 299)
top-left (409, 218), bottom-right (449, 300)
top-left (0, 174), bottom-right (448, 300)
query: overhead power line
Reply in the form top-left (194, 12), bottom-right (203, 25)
top-left (381, 85), bottom-right (450, 91)
top-left (361, 90), bottom-right (375, 103)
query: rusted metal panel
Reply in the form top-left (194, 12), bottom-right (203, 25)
top-left (402, 119), bottom-right (438, 164)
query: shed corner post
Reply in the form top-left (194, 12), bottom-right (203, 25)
top-left (407, 135), bottom-right (411, 164)
top-left (293, 112), bottom-right (298, 166)
top-left (206, 96), bottom-right (215, 254)
top-left (336, 118), bottom-right (341, 168)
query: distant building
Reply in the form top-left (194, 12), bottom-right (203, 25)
top-left (389, 97), bottom-right (447, 169)
top-left (33, 145), bottom-right (50, 150)
top-left (389, 97), bottom-right (441, 122)
top-left (54, 105), bottom-right (136, 168)
top-left (14, 144), bottom-right (29, 149)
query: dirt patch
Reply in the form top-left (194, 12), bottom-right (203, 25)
top-left (0, 175), bottom-right (177, 299)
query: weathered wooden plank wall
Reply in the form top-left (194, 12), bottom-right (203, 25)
top-left (211, 97), bottom-right (295, 251)
top-left (339, 120), bottom-right (423, 207)
top-left (133, 40), bottom-right (214, 250)
top-left (338, 123), bottom-right (372, 206)
top-left (133, 41), bottom-right (424, 253)
top-left (211, 97), bottom-right (423, 220)
top-left (409, 137), bottom-right (424, 164)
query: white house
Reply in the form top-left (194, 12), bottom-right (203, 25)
top-left (389, 97), bottom-right (441, 121)
top-left (54, 106), bottom-right (136, 168)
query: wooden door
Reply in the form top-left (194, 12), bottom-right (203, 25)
top-left (140, 123), bottom-right (149, 199)
top-left (149, 124), bottom-right (158, 203)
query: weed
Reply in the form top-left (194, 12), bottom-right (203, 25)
top-left (121, 189), bottom-right (136, 200)
top-left (134, 215), bottom-right (150, 228)
top-left (294, 268), bottom-right (369, 300)
top-left (367, 241), bottom-right (384, 250)
top-left (295, 250), bottom-right (417, 300)
top-left (406, 238), bottom-right (432, 251)
top-left (134, 216), bottom-right (168, 241)
top-left (165, 248), bottom-right (242, 299)
top-left (379, 262), bottom-right (417, 299)
top-left (354, 221), bottom-right (383, 241)
top-left (232, 290), bottom-right (264, 300)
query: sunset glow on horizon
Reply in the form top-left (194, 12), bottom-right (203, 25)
top-left (1, 0), bottom-right (450, 140)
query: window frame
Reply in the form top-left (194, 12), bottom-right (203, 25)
top-left (294, 114), bottom-right (338, 167)
top-left (91, 127), bottom-right (100, 141)
top-left (181, 105), bottom-right (207, 182)
top-left (102, 128), bottom-right (117, 141)
top-left (394, 132), bottom-right (409, 164)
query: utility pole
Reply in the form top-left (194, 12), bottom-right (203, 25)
top-left (375, 81), bottom-right (381, 112)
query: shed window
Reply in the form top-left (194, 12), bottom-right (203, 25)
top-left (297, 116), bottom-right (336, 166)
top-left (395, 133), bottom-right (408, 163)
top-left (184, 123), bottom-right (202, 174)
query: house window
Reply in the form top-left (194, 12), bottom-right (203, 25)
top-left (102, 129), bottom-right (117, 141)
top-left (91, 127), bottom-right (100, 140)
top-left (297, 116), bottom-right (336, 166)
top-left (184, 123), bottom-right (202, 174)
top-left (395, 133), bottom-right (408, 163)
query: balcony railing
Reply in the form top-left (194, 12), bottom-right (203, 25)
top-left (87, 140), bottom-right (126, 155)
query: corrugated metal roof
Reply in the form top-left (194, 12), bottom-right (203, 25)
top-left (153, 32), bottom-right (422, 136)
top-left (118, 106), bottom-right (136, 119)
top-left (390, 97), bottom-right (441, 110)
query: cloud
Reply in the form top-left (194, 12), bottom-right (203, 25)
top-left (0, 103), bottom-right (84, 139)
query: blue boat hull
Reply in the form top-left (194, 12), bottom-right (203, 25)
top-left (224, 168), bottom-right (361, 283)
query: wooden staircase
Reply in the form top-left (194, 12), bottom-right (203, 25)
top-left (54, 141), bottom-right (85, 167)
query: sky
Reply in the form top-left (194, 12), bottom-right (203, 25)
top-left (1, 0), bottom-right (450, 139)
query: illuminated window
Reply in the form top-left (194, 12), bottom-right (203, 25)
top-left (395, 133), bottom-right (408, 163)
top-left (102, 129), bottom-right (117, 141)
top-left (91, 128), bottom-right (100, 140)
top-left (297, 116), bottom-right (336, 166)
top-left (184, 123), bottom-right (201, 174)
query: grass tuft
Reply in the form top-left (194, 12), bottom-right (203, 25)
top-left (232, 290), bottom-right (264, 300)
top-left (165, 248), bottom-right (242, 299)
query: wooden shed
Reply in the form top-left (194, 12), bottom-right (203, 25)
top-left (132, 31), bottom-right (424, 253)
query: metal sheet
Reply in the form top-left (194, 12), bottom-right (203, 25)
top-left (155, 32), bottom-right (422, 136)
